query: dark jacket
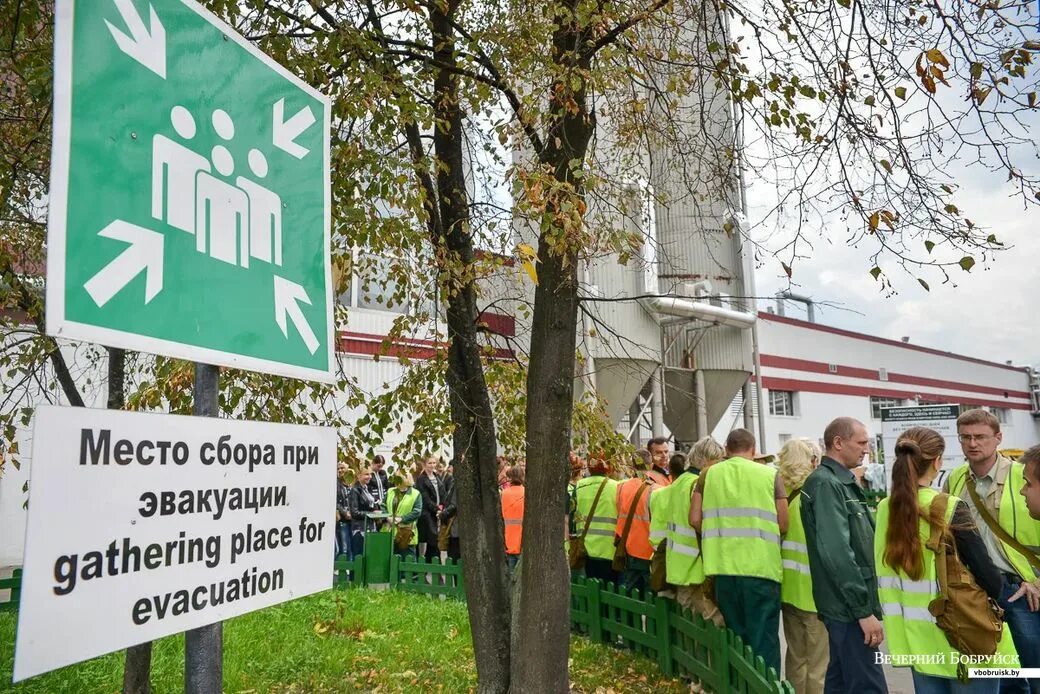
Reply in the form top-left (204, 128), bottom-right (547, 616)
top-left (415, 471), bottom-right (446, 540)
top-left (348, 482), bottom-right (379, 533)
top-left (801, 456), bottom-right (882, 622)
top-left (336, 480), bottom-right (352, 523)
top-left (367, 468), bottom-right (389, 506)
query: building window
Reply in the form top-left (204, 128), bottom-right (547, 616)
top-left (870, 396), bottom-right (903, 420)
top-left (991, 407), bottom-right (1010, 425)
top-left (357, 256), bottom-right (408, 312)
top-left (778, 433), bottom-right (792, 445)
top-left (768, 390), bottom-right (796, 417)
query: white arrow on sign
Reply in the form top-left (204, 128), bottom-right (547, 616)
top-left (273, 98), bottom-right (315, 159)
top-left (274, 275), bottom-right (320, 354)
top-left (104, 0), bottom-right (166, 80)
top-left (84, 220), bottom-right (165, 308)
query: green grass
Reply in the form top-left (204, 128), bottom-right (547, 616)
top-left (1, 588), bottom-right (687, 693)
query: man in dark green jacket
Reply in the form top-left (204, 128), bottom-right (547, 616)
top-left (801, 417), bottom-right (888, 694)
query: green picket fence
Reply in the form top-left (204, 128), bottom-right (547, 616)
top-left (1, 557), bottom-right (793, 693)
top-left (390, 554), bottom-right (465, 597)
top-left (0, 569), bottom-right (20, 613)
top-left (388, 556), bottom-right (794, 694)
top-left (333, 554), bottom-right (366, 588)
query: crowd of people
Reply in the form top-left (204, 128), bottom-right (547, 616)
top-left (334, 408), bottom-right (1040, 694)
top-left (335, 453), bottom-right (461, 562)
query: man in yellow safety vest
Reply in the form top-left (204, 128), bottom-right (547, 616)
top-left (691, 428), bottom-right (787, 674)
top-left (945, 409), bottom-right (1040, 694)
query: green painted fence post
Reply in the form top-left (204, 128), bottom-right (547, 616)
top-left (715, 624), bottom-right (732, 693)
top-left (587, 579), bottom-right (603, 644)
top-left (652, 594), bottom-right (674, 676)
top-left (389, 553), bottom-right (400, 588)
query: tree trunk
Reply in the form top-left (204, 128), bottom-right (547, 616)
top-left (428, 4), bottom-right (513, 691)
top-left (513, 4), bottom-right (594, 690)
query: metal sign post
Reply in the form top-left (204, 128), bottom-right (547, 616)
top-left (186, 363), bottom-right (220, 693)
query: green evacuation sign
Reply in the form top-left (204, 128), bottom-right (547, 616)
top-left (46, 0), bottom-right (334, 382)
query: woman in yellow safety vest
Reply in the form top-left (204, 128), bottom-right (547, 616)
top-left (385, 473), bottom-right (423, 559)
top-left (778, 438), bottom-right (826, 694)
top-left (875, 427), bottom-right (1014, 694)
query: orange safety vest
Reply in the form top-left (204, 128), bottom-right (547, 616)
top-left (648, 468), bottom-right (671, 488)
top-left (502, 485), bottom-right (525, 556)
top-left (615, 478), bottom-right (654, 560)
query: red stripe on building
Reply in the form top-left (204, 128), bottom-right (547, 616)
top-left (478, 311), bottom-right (516, 337)
top-left (474, 249), bottom-right (516, 267)
top-left (760, 377), bottom-right (1032, 411)
top-left (760, 312), bottom-right (1028, 374)
top-left (337, 331), bottom-right (513, 361)
top-left (760, 355), bottom-right (1031, 400)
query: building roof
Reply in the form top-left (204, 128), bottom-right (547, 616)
top-left (759, 311), bottom-right (1029, 374)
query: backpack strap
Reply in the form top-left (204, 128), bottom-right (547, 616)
top-left (617, 481), bottom-right (649, 550)
top-left (927, 493), bottom-right (952, 597)
top-left (966, 477), bottom-right (1040, 575)
top-left (580, 478), bottom-right (611, 541)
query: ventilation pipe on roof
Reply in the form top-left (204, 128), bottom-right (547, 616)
top-left (776, 290), bottom-right (815, 323)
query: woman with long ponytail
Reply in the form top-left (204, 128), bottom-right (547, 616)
top-left (875, 427), bottom-right (1010, 692)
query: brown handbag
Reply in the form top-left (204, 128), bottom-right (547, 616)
top-left (438, 518), bottom-right (453, 552)
top-left (391, 492), bottom-right (414, 551)
top-left (926, 493), bottom-right (1005, 680)
top-left (649, 538), bottom-right (668, 591)
top-left (569, 478), bottom-right (610, 571)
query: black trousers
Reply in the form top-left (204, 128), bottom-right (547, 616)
top-left (822, 617), bottom-right (888, 693)
top-left (584, 557), bottom-right (617, 585)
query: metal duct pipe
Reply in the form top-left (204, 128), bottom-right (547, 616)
top-left (742, 380), bottom-right (754, 432)
top-left (628, 400), bottom-right (643, 445)
top-left (650, 369), bottom-right (665, 438)
top-left (638, 295), bottom-right (756, 329)
top-left (776, 290), bottom-right (815, 323)
top-left (694, 370), bottom-right (708, 439)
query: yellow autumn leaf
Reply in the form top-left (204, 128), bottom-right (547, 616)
top-left (926, 48), bottom-right (950, 68)
top-left (517, 243), bottom-right (539, 285)
top-left (520, 259), bottom-right (538, 285)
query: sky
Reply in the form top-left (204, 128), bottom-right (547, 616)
top-left (749, 173), bottom-right (1040, 369)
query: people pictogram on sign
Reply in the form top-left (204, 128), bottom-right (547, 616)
top-left (195, 109), bottom-right (250, 267)
top-left (236, 148), bottom-right (283, 266)
top-left (151, 105), bottom-right (211, 234)
top-left (150, 106), bottom-right (285, 270)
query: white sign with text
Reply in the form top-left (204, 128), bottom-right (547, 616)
top-left (14, 405), bottom-right (336, 681)
top-left (881, 404), bottom-right (961, 491)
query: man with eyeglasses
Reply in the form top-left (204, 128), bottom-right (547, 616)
top-left (944, 408), bottom-right (1040, 694)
